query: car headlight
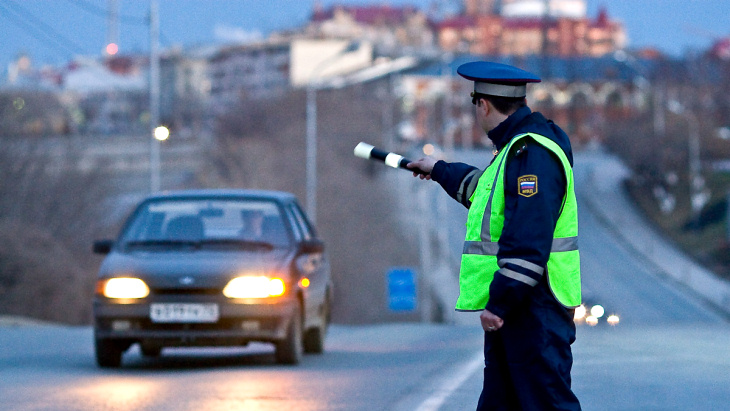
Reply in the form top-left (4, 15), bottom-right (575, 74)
top-left (223, 276), bottom-right (286, 299)
top-left (99, 277), bottom-right (150, 299)
top-left (590, 304), bottom-right (605, 318)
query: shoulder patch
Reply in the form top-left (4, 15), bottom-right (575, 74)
top-left (517, 175), bottom-right (538, 197)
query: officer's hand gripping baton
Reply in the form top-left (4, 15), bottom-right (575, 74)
top-left (353, 142), bottom-right (429, 175)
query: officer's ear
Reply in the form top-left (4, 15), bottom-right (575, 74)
top-left (479, 97), bottom-right (491, 114)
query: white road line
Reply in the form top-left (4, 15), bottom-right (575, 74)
top-left (414, 351), bottom-right (484, 411)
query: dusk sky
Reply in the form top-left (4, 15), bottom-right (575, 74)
top-left (1, 0), bottom-right (728, 75)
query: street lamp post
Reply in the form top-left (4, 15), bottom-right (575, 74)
top-left (669, 100), bottom-right (705, 228)
top-left (686, 111), bottom-right (703, 227)
top-left (304, 42), bottom-right (359, 223)
top-left (149, 0), bottom-right (161, 193)
top-left (305, 83), bottom-right (318, 223)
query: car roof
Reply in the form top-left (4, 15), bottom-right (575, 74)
top-left (143, 189), bottom-right (298, 204)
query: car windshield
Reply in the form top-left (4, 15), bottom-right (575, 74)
top-left (120, 198), bottom-right (291, 249)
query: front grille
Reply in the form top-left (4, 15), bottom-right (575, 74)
top-left (97, 317), bottom-right (280, 332)
top-left (152, 288), bottom-right (221, 296)
top-left (141, 318), bottom-right (237, 331)
top-left (138, 317), bottom-right (280, 331)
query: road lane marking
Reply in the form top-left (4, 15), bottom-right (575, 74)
top-left (414, 351), bottom-right (484, 411)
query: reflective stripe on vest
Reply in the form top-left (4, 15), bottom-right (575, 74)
top-left (455, 133), bottom-right (581, 311)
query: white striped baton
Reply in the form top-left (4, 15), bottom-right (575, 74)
top-left (353, 142), bottom-right (428, 175)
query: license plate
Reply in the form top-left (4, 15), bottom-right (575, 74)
top-left (150, 303), bottom-right (219, 323)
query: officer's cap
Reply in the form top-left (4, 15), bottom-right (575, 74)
top-left (457, 61), bottom-right (541, 98)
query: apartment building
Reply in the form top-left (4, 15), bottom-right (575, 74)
top-left (439, 0), bottom-right (625, 57)
top-left (306, 3), bottom-right (435, 56)
top-left (207, 40), bottom-right (291, 113)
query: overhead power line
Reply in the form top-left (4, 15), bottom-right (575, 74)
top-left (0, 0), bottom-right (86, 57)
top-left (62, 0), bottom-right (147, 25)
top-left (62, 0), bottom-right (172, 47)
top-left (2, 0), bottom-right (173, 63)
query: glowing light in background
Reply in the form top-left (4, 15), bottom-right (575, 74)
top-left (422, 143), bottom-right (435, 156)
top-left (106, 43), bottom-right (119, 56)
top-left (575, 304), bottom-right (620, 326)
top-left (153, 126), bottom-right (169, 141)
top-left (17, 55), bottom-right (31, 71)
top-left (590, 305), bottom-right (605, 318)
top-left (13, 97), bottom-right (25, 110)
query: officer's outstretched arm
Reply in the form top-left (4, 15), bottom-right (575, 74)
top-left (407, 157), bottom-right (437, 180)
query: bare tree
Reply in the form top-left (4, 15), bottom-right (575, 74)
top-left (0, 138), bottom-right (113, 324)
top-left (0, 91), bottom-right (70, 137)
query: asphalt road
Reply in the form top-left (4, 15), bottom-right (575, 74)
top-left (0, 323), bottom-right (488, 411)
top-left (2, 149), bottom-right (730, 411)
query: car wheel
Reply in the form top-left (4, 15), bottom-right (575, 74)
top-left (303, 328), bottom-right (324, 354)
top-left (95, 338), bottom-right (124, 368)
top-left (275, 305), bottom-right (303, 365)
top-left (303, 298), bottom-right (329, 354)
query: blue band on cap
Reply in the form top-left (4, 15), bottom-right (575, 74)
top-left (457, 61), bottom-right (541, 84)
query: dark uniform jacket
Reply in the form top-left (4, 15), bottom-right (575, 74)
top-left (431, 106), bottom-right (574, 318)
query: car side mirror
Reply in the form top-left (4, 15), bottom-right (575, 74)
top-left (93, 239), bottom-right (114, 254)
top-left (299, 238), bottom-right (324, 254)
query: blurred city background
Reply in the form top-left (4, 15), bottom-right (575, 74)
top-left (1, 0), bottom-right (730, 326)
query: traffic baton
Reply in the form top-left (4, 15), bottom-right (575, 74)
top-left (353, 142), bottom-right (429, 175)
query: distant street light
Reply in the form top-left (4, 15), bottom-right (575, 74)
top-left (305, 41), bottom-right (360, 223)
top-left (106, 43), bottom-right (119, 56)
top-left (154, 126), bottom-right (170, 141)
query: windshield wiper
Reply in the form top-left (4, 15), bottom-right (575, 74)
top-left (198, 238), bottom-right (275, 251)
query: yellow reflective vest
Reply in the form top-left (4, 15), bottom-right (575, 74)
top-left (456, 133), bottom-right (581, 311)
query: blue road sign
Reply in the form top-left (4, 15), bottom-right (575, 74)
top-left (387, 267), bottom-right (417, 312)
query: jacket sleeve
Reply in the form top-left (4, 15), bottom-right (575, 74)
top-left (485, 140), bottom-right (567, 319)
top-left (431, 160), bottom-right (484, 209)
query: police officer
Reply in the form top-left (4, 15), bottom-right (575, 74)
top-left (408, 61), bottom-right (582, 410)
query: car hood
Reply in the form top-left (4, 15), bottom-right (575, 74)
top-left (98, 248), bottom-right (295, 289)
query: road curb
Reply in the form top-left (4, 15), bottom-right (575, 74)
top-left (0, 315), bottom-right (57, 327)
